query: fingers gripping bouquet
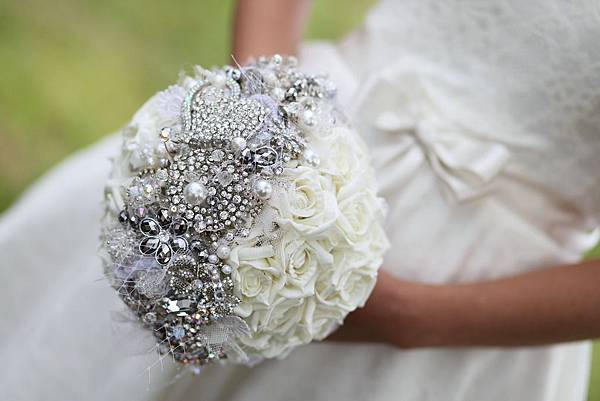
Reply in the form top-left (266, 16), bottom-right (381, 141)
top-left (101, 55), bottom-right (388, 369)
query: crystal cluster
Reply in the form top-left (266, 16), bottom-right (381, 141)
top-left (103, 55), bottom-right (335, 366)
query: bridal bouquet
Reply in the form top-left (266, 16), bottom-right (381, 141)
top-left (101, 55), bottom-right (388, 368)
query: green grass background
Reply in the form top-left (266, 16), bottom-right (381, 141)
top-left (1, 0), bottom-right (599, 398)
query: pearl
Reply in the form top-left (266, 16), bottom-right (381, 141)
top-left (254, 179), bottom-right (273, 200)
top-left (207, 254), bottom-right (218, 264)
top-left (271, 87), bottom-right (285, 101)
top-left (300, 109), bottom-right (316, 128)
top-left (216, 245), bottom-right (231, 259)
top-left (303, 148), bottom-right (321, 168)
top-left (183, 182), bottom-right (208, 205)
top-left (230, 137), bottom-right (247, 153)
top-left (221, 264), bottom-right (233, 275)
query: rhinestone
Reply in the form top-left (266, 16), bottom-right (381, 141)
top-left (171, 237), bottom-right (188, 253)
top-left (215, 170), bottom-right (234, 187)
top-left (139, 237), bottom-right (160, 255)
top-left (139, 218), bottom-right (160, 236)
top-left (171, 218), bottom-right (188, 235)
top-left (157, 231), bottom-right (170, 243)
top-left (118, 210), bottom-right (128, 224)
top-left (143, 312), bottom-right (157, 324)
top-left (194, 220), bottom-right (206, 232)
top-left (210, 149), bottom-right (225, 162)
top-left (156, 243), bottom-right (172, 265)
top-left (171, 325), bottom-right (185, 339)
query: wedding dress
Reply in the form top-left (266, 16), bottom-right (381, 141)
top-left (1, 0), bottom-right (600, 400)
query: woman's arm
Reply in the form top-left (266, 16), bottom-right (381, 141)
top-left (232, 0), bottom-right (311, 63)
top-left (332, 260), bottom-right (600, 347)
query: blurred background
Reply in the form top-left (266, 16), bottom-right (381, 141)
top-left (0, 0), bottom-right (599, 399)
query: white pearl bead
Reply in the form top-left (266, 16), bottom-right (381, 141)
top-left (254, 179), bottom-right (273, 200)
top-left (271, 87), bottom-right (285, 101)
top-left (230, 137), bottom-right (247, 152)
top-left (183, 182), bottom-right (208, 205)
top-left (303, 148), bottom-right (321, 168)
top-left (207, 254), bottom-right (218, 264)
top-left (221, 264), bottom-right (233, 275)
top-left (216, 244), bottom-right (231, 259)
top-left (300, 109), bottom-right (316, 128)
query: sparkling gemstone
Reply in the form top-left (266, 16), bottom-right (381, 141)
top-left (171, 237), bottom-right (188, 253)
top-left (157, 209), bottom-right (171, 226)
top-left (215, 171), bottom-right (233, 187)
top-left (194, 219), bottom-right (206, 232)
top-left (214, 290), bottom-right (225, 302)
top-left (192, 279), bottom-right (204, 290)
top-left (210, 149), bottom-right (225, 162)
top-left (230, 137), bottom-right (247, 152)
top-left (140, 218), bottom-right (160, 236)
top-left (118, 210), bottom-right (128, 224)
top-left (171, 325), bottom-right (185, 340)
top-left (156, 243), bottom-right (172, 265)
top-left (157, 231), bottom-right (170, 243)
top-left (139, 237), bottom-right (160, 255)
top-left (171, 218), bottom-right (188, 235)
top-left (143, 312), bottom-right (157, 324)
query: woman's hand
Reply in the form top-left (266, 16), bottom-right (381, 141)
top-left (330, 259), bottom-right (600, 348)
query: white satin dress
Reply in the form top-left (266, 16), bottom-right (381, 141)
top-left (1, 1), bottom-right (600, 400)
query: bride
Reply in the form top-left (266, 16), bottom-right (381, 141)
top-left (1, 0), bottom-right (600, 400)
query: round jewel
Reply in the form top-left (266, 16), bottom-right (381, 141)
top-left (254, 179), bottom-right (273, 200)
top-left (300, 109), bottom-right (316, 128)
top-left (231, 137), bottom-right (247, 152)
top-left (171, 325), bottom-right (185, 340)
top-left (143, 312), bottom-right (157, 324)
top-left (221, 264), bottom-right (233, 275)
top-left (207, 254), bottom-right (218, 264)
top-left (303, 148), bottom-right (321, 168)
top-left (183, 181), bottom-right (208, 205)
top-left (216, 245), bottom-right (231, 260)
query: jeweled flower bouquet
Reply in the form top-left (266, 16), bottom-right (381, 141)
top-left (101, 55), bottom-right (388, 368)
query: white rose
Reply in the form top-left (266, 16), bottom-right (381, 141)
top-left (336, 188), bottom-right (381, 245)
top-left (273, 166), bottom-right (339, 238)
top-left (317, 126), bottom-right (372, 191)
top-left (274, 232), bottom-right (334, 299)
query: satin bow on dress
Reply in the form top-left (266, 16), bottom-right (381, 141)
top-left (351, 60), bottom-right (511, 202)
